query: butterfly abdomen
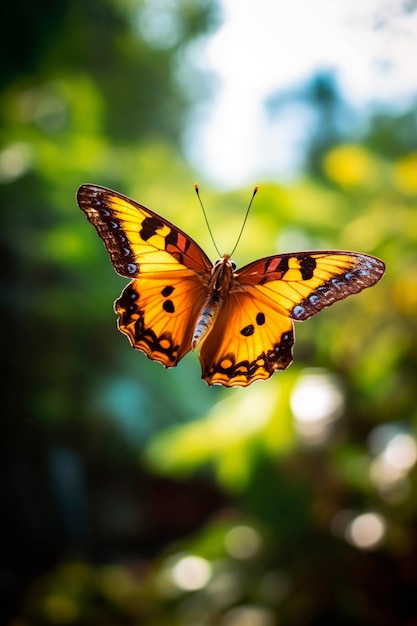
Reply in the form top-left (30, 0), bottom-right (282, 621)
top-left (192, 255), bottom-right (235, 350)
top-left (192, 292), bottom-right (222, 350)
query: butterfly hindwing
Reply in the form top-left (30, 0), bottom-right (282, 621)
top-left (199, 289), bottom-right (295, 387)
top-left (116, 273), bottom-right (208, 367)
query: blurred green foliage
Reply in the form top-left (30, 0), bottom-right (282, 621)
top-left (2, 1), bottom-right (417, 625)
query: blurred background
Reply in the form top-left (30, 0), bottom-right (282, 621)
top-left (2, 0), bottom-right (417, 624)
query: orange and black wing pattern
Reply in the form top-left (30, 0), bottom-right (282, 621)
top-left (77, 184), bottom-right (212, 367)
top-left (198, 251), bottom-right (385, 387)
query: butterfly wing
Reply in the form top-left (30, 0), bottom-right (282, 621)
top-left (77, 184), bottom-right (212, 277)
top-left (237, 251), bottom-right (385, 321)
top-left (77, 184), bottom-right (212, 366)
top-left (199, 289), bottom-right (295, 387)
top-left (199, 251), bottom-right (385, 387)
top-left (115, 273), bottom-right (209, 367)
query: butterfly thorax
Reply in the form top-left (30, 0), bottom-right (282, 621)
top-left (191, 254), bottom-right (236, 350)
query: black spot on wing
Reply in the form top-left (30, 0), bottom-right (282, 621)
top-left (165, 228), bottom-right (178, 247)
top-left (161, 285), bottom-right (174, 297)
top-left (162, 300), bottom-right (175, 313)
top-left (256, 312), bottom-right (265, 325)
top-left (140, 216), bottom-right (164, 241)
top-left (240, 324), bottom-right (255, 337)
top-left (299, 255), bottom-right (317, 280)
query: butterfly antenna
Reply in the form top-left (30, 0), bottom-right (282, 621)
top-left (194, 184), bottom-right (221, 257)
top-left (230, 185), bottom-right (258, 257)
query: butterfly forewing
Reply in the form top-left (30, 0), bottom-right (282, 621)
top-left (237, 251), bottom-right (385, 321)
top-left (77, 184), bottom-right (213, 278)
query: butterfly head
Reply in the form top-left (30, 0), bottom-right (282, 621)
top-left (211, 254), bottom-right (237, 291)
top-left (213, 254), bottom-right (236, 269)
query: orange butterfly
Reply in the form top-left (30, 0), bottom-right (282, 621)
top-left (77, 184), bottom-right (385, 387)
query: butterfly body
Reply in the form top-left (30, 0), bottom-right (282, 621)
top-left (191, 255), bottom-right (235, 349)
top-left (77, 184), bottom-right (385, 387)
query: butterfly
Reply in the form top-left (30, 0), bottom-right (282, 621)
top-left (77, 184), bottom-right (385, 387)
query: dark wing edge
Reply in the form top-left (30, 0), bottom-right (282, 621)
top-left (237, 250), bottom-right (385, 321)
top-left (76, 184), bottom-right (213, 277)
